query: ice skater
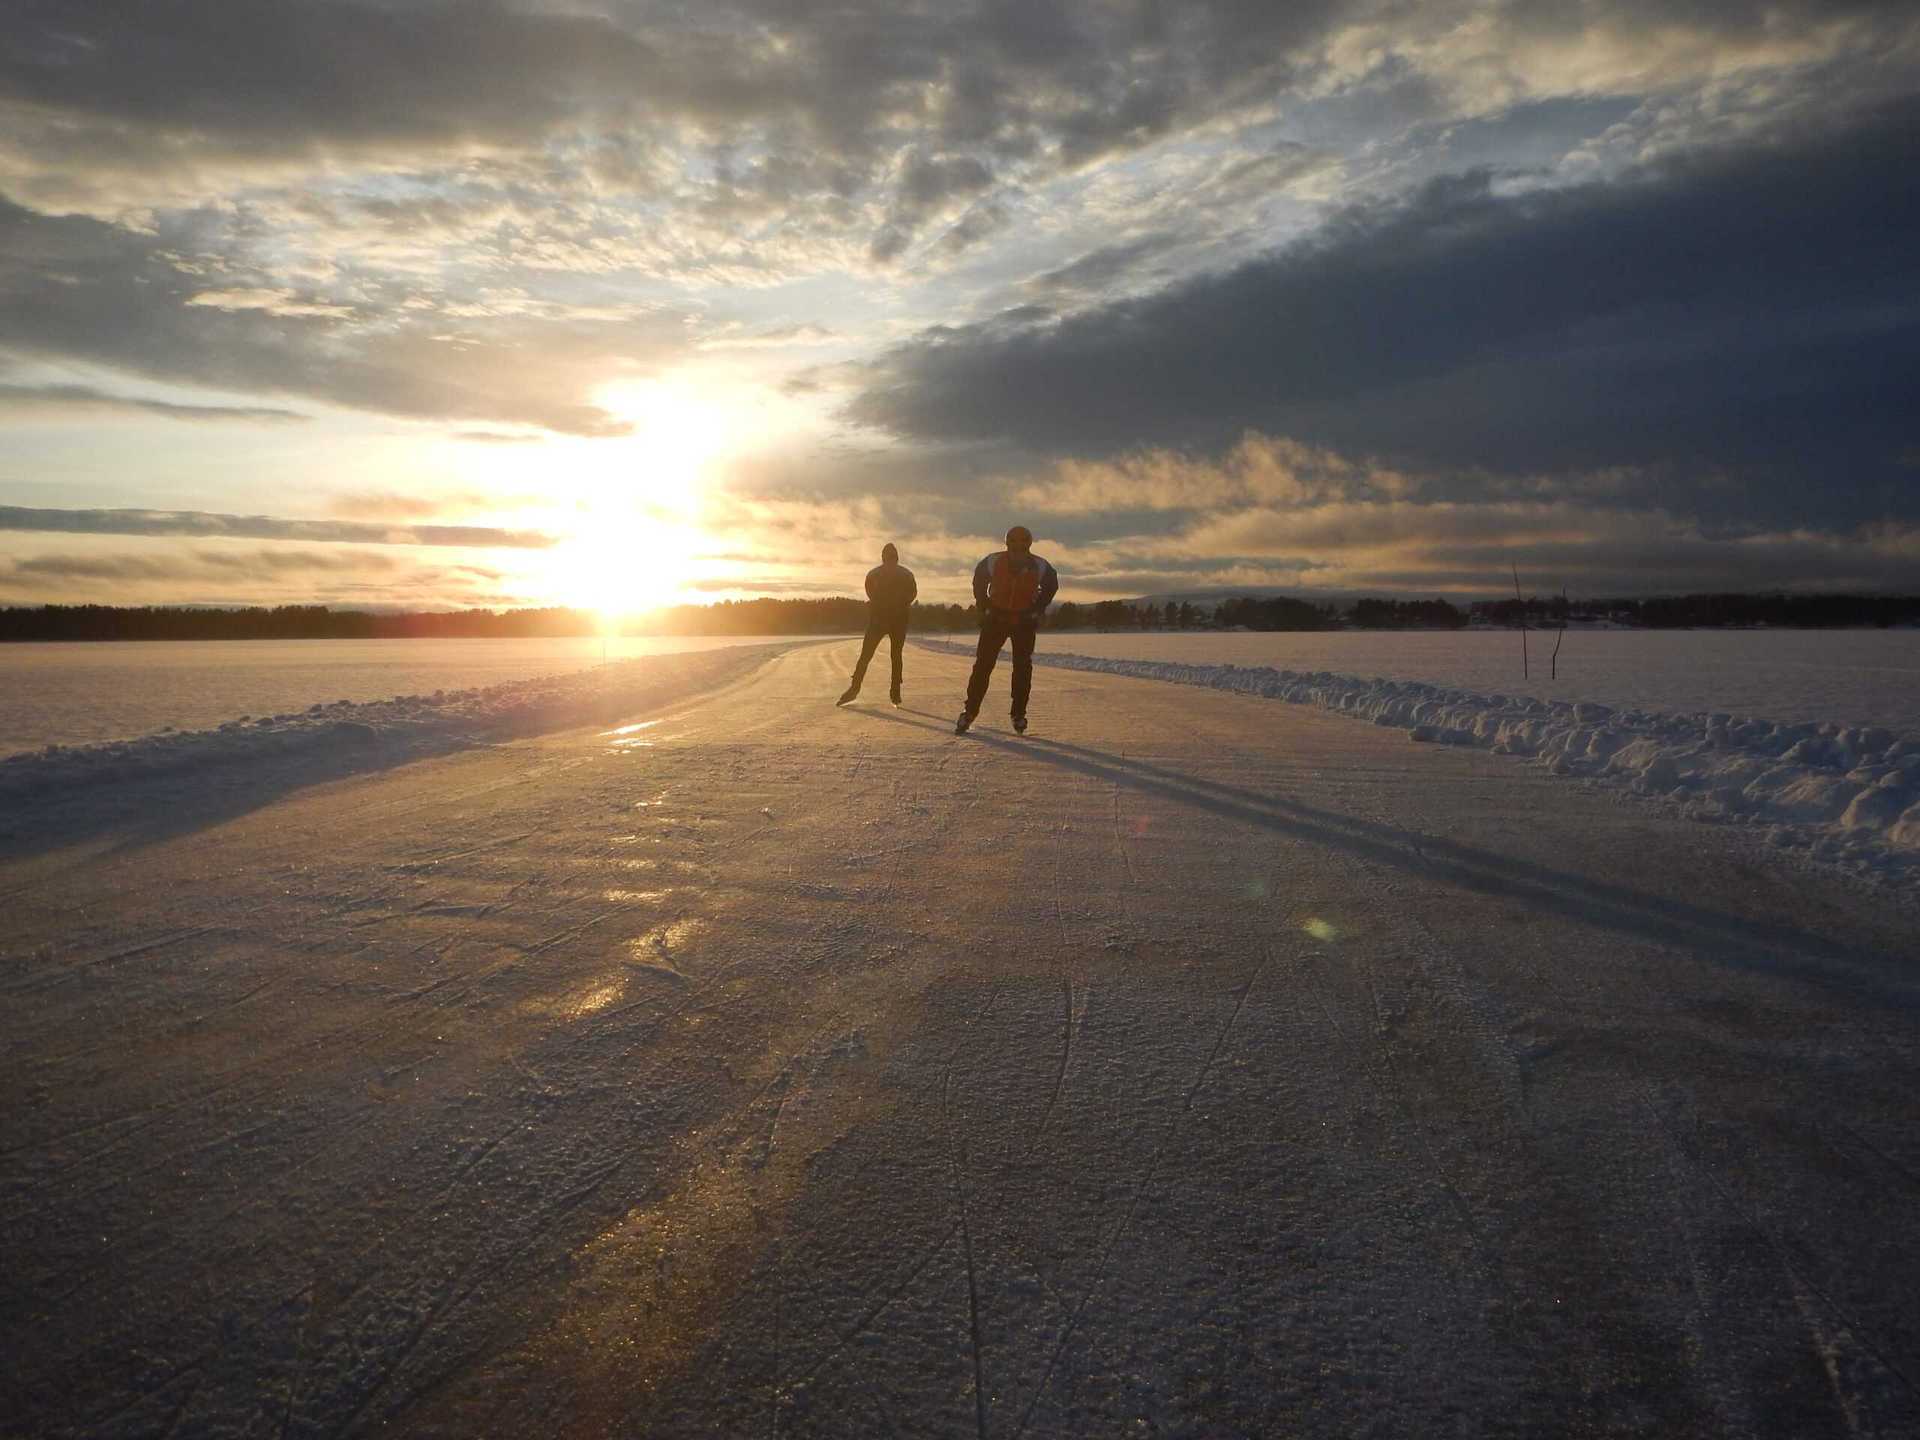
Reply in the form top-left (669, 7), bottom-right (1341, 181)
top-left (955, 525), bottom-right (1058, 735)
top-left (837, 542), bottom-right (917, 707)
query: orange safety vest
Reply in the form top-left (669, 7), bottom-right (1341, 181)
top-left (988, 552), bottom-right (1041, 612)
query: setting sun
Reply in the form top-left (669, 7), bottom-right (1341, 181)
top-left (554, 514), bottom-right (701, 620)
top-left (529, 376), bottom-right (759, 616)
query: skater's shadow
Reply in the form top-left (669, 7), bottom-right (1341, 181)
top-left (853, 707), bottom-right (1917, 1010)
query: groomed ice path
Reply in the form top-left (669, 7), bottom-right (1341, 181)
top-left (4, 640), bottom-right (1918, 1437)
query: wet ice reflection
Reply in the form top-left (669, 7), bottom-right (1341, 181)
top-left (528, 976), bottom-right (629, 1021)
top-left (603, 720), bottom-right (675, 751)
top-left (629, 918), bottom-right (708, 972)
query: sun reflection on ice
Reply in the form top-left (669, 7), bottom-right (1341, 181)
top-left (527, 977), bottom-right (629, 1022)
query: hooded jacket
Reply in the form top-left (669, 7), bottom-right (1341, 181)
top-left (865, 559), bottom-right (917, 621)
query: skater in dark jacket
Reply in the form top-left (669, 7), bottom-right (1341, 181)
top-left (955, 526), bottom-right (1058, 734)
top-left (838, 543), bottom-right (917, 706)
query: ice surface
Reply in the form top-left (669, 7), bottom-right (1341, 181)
top-left (919, 639), bottom-right (1920, 891)
top-left (6, 640), bottom-right (1918, 1436)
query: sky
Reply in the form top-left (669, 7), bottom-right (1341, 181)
top-left (2, 0), bottom-right (1917, 613)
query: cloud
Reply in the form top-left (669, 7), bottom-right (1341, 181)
top-left (4, 546), bottom-right (396, 583)
top-left (9, 0), bottom-right (1900, 264)
top-left (1011, 433), bottom-right (1406, 514)
top-left (325, 491), bottom-right (532, 520)
top-left (0, 197), bottom-right (671, 434)
top-left (0, 505), bottom-right (558, 549)
top-left (702, 425), bottom-right (1920, 601)
top-left (972, 430), bottom-right (1920, 598)
top-left (0, 540), bottom-right (537, 606)
top-left (186, 288), bottom-right (356, 319)
top-left (683, 576), bottom-right (841, 594)
top-left (870, 150), bottom-right (997, 262)
top-left (4, 0), bottom-right (1917, 608)
top-left (0, 382), bottom-right (307, 424)
top-left (1024, 235), bottom-right (1183, 298)
top-left (848, 97), bottom-right (1920, 530)
top-left (697, 323), bottom-right (840, 351)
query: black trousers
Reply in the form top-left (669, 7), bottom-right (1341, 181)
top-left (850, 614), bottom-right (908, 693)
top-left (965, 612), bottom-right (1037, 719)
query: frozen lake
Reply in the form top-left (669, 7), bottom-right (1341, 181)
top-left (1034, 629), bottom-right (1920, 735)
top-left (0, 635), bottom-right (823, 757)
top-left (6, 627), bottom-right (1918, 759)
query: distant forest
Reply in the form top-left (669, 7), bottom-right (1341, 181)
top-left (3, 591), bottom-right (1918, 642)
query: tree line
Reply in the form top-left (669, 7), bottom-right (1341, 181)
top-left (4, 591), bottom-right (1917, 642)
top-left (1469, 592), bottom-right (1920, 629)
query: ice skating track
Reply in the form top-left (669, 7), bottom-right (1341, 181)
top-left (3, 641), bottom-right (1918, 1437)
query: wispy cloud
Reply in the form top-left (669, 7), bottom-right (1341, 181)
top-left (185, 288), bottom-right (356, 319)
top-left (0, 383), bottom-right (307, 424)
top-left (0, 506), bottom-right (558, 549)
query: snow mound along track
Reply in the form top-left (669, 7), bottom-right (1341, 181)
top-left (0, 642), bottom-right (792, 808)
top-left (917, 639), bottom-right (1920, 888)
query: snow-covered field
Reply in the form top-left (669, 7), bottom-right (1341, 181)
top-left (4, 640), bottom-right (1918, 1437)
top-left (922, 638), bottom-right (1920, 896)
top-left (0, 634), bottom-right (816, 757)
top-left (1035, 629), bottom-right (1920, 733)
top-left (0, 642), bottom-right (795, 847)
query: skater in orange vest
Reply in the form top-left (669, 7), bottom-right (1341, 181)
top-left (955, 526), bottom-right (1057, 734)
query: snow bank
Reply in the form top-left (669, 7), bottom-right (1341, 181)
top-left (0, 643), bottom-right (792, 810)
top-left (918, 639), bottom-right (1920, 889)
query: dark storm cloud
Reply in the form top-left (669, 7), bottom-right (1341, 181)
top-left (0, 506), bottom-right (557, 549)
top-left (848, 99), bottom-right (1920, 529)
top-left (0, 383), bottom-right (308, 424)
top-left (0, 199), bottom-right (641, 434)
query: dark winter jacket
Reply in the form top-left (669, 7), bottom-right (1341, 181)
top-left (865, 561), bottom-right (918, 621)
